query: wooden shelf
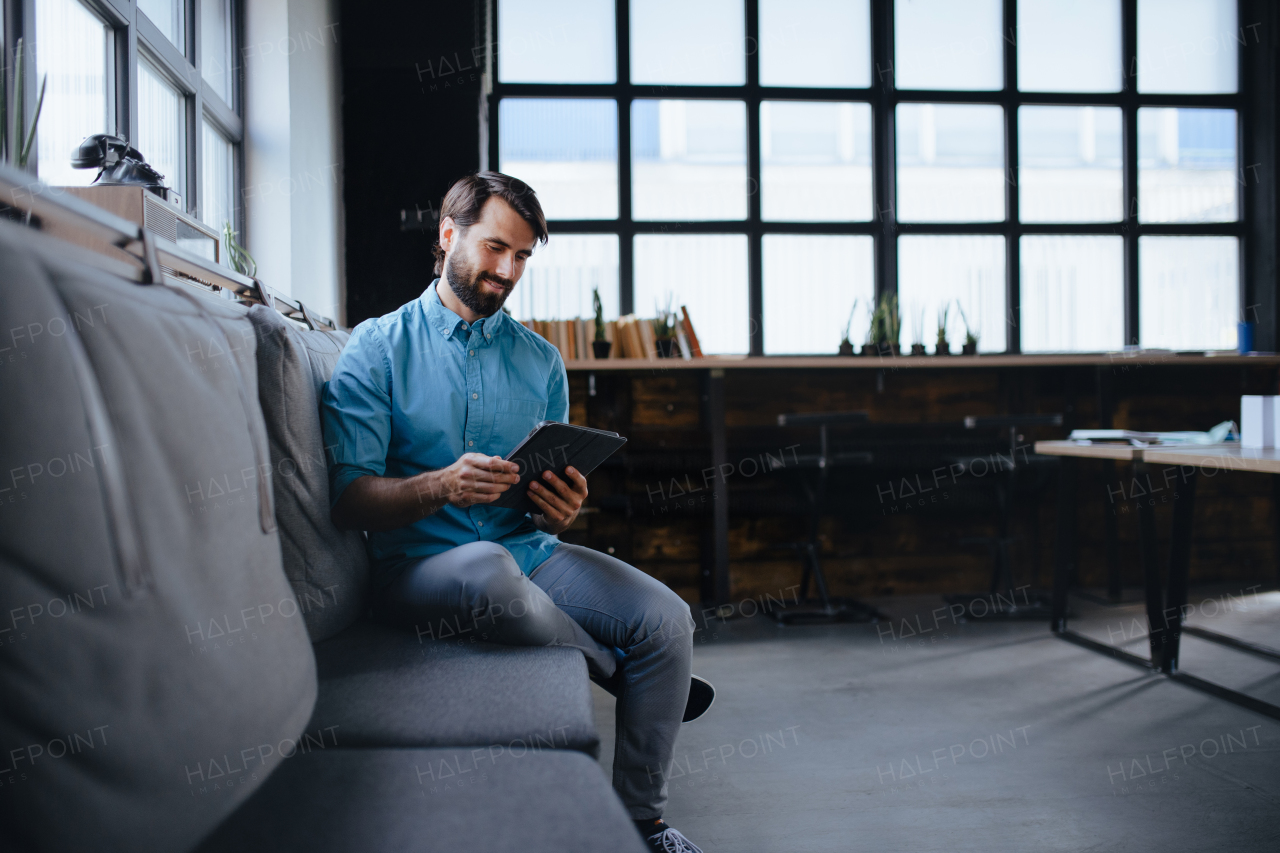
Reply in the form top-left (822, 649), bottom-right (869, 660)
top-left (564, 353), bottom-right (1280, 371)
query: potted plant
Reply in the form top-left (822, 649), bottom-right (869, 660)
top-left (860, 300), bottom-right (881, 357)
top-left (0, 38), bottom-right (47, 170)
top-left (957, 304), bottom-right (979, 355)
top-left (838, 299), bottom-right (858, 356)
top-left (935, 302), bottom-right (951, 356)
top-left (0, 38), bottom-right (47, 224)
top-left (864, 293), bottom-right (900, 357)
top-left (591, 287), bottom-right (611, 359)
top-left (652, 293), bottom-right (676, 358)
top-left (909, 304), bottom-right (926, 356)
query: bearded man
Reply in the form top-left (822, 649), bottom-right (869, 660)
top-left (321, 171), bottom-right (713, 853)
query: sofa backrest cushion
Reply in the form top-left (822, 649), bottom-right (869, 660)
top-left (0, 222), bottom-right (317, 853)
top-left (247, 305), bottom-right (369, 640)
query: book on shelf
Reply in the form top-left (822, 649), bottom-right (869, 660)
top-left (680, 306), bottom-right (703, 358)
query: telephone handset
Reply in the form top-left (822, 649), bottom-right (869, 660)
top-left (71, 133), bottom-right (167, 190)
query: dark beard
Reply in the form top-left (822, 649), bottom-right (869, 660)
top-left (444, 243), bottom-right (513, 317)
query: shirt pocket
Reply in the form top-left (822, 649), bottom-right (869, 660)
top-left (492, 397), bottom-right (547, 455)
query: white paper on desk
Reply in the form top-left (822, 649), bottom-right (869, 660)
top-left (1068, 421), bottom-right (1236, 447)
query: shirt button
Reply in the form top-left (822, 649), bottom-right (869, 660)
top-left (477, 521), bottom-right (484, 527)
top-left (469, 350), bottom-right (475, 356)
top-left (462, 323), bottom-right (468, 329)
top-left (472, 392), bottom-right (478, 399)
top-left (468, 440), bottom-right (474, 446)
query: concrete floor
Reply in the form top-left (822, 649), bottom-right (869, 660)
top-left (592, 586), bottom-right (1280, 853)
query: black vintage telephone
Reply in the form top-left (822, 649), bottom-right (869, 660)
top-left (71, 134), bottom-right (168, 192)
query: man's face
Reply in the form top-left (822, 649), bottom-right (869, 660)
top-left (441, 197), bottom-right (537, 316)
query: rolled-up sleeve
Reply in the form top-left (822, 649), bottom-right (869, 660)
top-left (545, 353), bottom-right (569, 423)
top-left (321, 321), bottom-right (393, 509)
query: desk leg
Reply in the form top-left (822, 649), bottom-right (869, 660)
top-left (1135, 462), bottom-right (1165, 669)
top-left (1161, 469), bottom-right (1198, 674)
top-left (1051, 456), bottom-right (1077, 632)
top-left (1273, 475), bottom-right (1280, 589)
top-left (701, 368), bottom-right (730, 608)
top-left (1104, 460), bottom-right (1122, 601)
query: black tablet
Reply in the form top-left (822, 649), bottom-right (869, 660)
top-left (491, 421), bottom-right (627, 514)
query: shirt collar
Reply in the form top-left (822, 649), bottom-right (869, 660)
top-left (421, 279), bottom-right (509, 339)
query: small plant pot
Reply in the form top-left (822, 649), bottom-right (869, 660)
top-left (961, 342), bottom-right (978, 355)
top-left (861, 343), bottom-right (879, 357)
top-left (934, 343), bottom-right (951, 356)
top-left (656, 338), bottom-right (676, 358)
top-left (910, 344), bottom-right (927, 356)
top-left (592, 340), bottom-right (612, 359)
top-left (838, 340), bottom-right (855, 356)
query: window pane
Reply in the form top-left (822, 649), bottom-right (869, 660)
top-left (200, 0), bottom-right (233, 104)
top-left (1017, 0), bottom-right (1121, 92)
top-left (1019, 106), bottom-right (1122, 222)
top-left (631, 0), bottom-right (744, 85)
top-left (200, 122), bottom-right (234, 238)
top-left (763, 235), bottom-right (874, 354)
top-left (510, 235), bottom-right (620, 321)
top-left (1137, 0), bottom-right (1237, 94)
top-left (1138, 108), bottom-right (1236, 223)
top-left (499, 0), bottom-right (615, 83)
top-left (499, 99), bottom-right (618, 220)
top-left (899, 236), bottom-right (1006, 352)
top-left (759, 0), bottom-right (870, 88)
top-left (894, 0), bottom-right (1002, 90)
top-left (138, 0), bottom-right (184, 54)
top-left (1139, 237), bottom-right (1238, 350)
top-left (35, 0), bottom-right (112, 187)
top-left (1020, 236), bottom-right (1124, 352)
top-left (634, 235), bottom-right (748, 354)
top-left (896, 104), bottom-right (1004, 222)
top-left (137, 60), bottom-right (186, 199)
top-left (632, 100), bottom-right (747, 221)
top-left (762, 102), bottom-right (871, 222)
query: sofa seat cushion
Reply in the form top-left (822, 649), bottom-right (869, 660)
top-left (195, 746), bottom-right (647, 853)
top-left (307, 619), bottom-right (600, 754)
top-left (247, 305), bottom-right (369, 641)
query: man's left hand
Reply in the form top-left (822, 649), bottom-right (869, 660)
top-left (529, 466), bottom-right (588, 535)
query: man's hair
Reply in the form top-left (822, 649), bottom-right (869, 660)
top-left (433, 171), bottom-right (548, 275)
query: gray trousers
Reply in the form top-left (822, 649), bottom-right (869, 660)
top-left (373, 541), bottom-right (695, 819)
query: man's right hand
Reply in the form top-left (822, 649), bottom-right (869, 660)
top-left (431, 453), bottom-right (521, 508)
top-left (331, 454), bottom-right (521, 533)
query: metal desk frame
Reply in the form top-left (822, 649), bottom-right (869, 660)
top-left (1039, 440), bottom-right (1280, 721)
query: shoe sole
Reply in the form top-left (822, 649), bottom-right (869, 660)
top-left (682, 675), bottom-right (715, 722)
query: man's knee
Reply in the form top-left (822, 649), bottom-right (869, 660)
top-left (456, 543), bottom-right (541, 624)
top-left (635, 586), bottom-right (696, 651)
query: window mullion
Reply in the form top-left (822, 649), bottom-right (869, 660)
top-left (1122, 0), bottom-right (1139, 347)
top-left (1003, 0), bottom-right (1020, 353)
top-left (616, 0), bottom-right (633, 315)
top-left (745, 0), bottom-right (762, 356)
top-left (870, 0), bottom-right (896, 308)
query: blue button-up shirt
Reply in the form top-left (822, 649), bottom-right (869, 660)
top-left (320, 280), bottom-right (568, 588)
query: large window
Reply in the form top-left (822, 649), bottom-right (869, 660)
top-left (491, 0), bottom-right (1250, 354)
top-left (22, 0), bottom-right (243, 249)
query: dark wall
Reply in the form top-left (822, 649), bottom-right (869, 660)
top-left (340, 0), bottom-right (483, 326)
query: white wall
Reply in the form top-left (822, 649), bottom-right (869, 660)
top-left (243, 0), bottom-right (346, 325)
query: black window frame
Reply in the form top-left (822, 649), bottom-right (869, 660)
top-left (486, 0), bottom-right (1272, 354)
top-left (4, 0), bottom-right (245, 236)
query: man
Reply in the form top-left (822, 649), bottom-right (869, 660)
top-left (321, 172), bottom-right (712, 853)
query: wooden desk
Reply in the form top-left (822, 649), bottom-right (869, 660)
top-left (1035, 440), bottom-right (1145, 462)
top-left (1144, 444), bottom-right (1280, 474)
top-left (1042, 440), bottom-right (1280, 721)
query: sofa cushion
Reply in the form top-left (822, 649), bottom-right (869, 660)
top-left (195, 746), bottom-right (647, 853)
top-left (308, 619), bottom-right (600, 755)
top-left (0, 223), bottom-right (316, 853)
top-left (247, 305), bottom-right (369, 640)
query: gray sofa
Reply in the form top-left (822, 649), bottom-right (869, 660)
top-left (0, 219), bottom-right (646, 853)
